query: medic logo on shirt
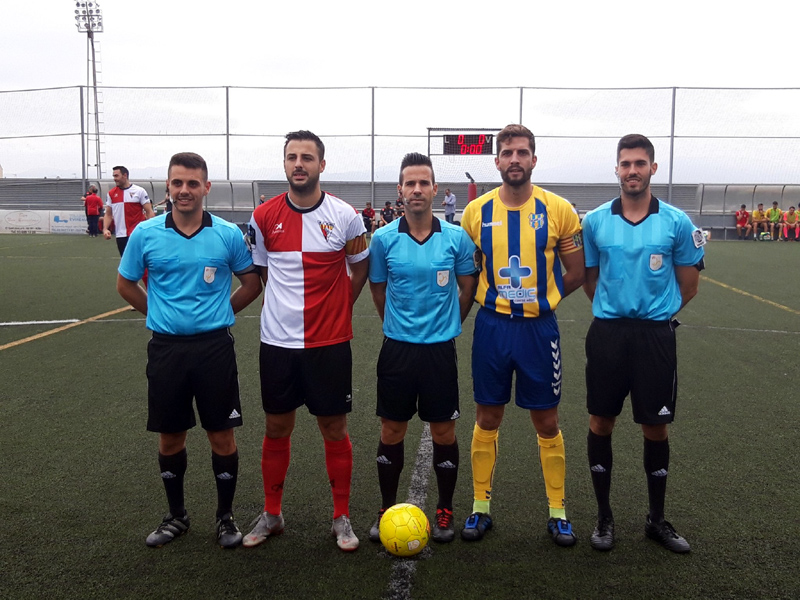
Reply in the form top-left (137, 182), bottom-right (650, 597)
top-left (437, 270), bottom-right (449, 287)
top-left (319, 221), bottom-right (334, 241)
top-left (204, 266), bottom-right (217, 283)
top-left (529, 213), bottom-right (545, 230)
top-left (649, 254), bottom-right (663, 271)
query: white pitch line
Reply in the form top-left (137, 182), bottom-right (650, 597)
top-left (1, 319), bottom-right (79, 327)
top-left (384, 423), bottom-right (433, 600)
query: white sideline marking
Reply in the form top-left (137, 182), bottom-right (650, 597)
top-left (0, 307), bottom-right (130, 352)
top-left (1, 320), bottom-right (79, 327)
top-left (384, 423), bottom-right (433, 600)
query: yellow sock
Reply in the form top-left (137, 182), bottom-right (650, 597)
top-left (471, 423), bottom-right (498, 514)
top-left (538, 431), bottom-right (566, 520)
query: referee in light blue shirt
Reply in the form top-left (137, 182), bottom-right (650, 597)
top-left (117, 152), bottom-right (262, 550)
top-left (367, 152), bottom-right (479, 545)
top-left (581, 134), bottom-right (705, 555)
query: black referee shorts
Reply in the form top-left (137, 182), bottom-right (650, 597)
top-left (585, 318), bottom-right (678, 425)
top-left (376, 337), bottom-right (460, 423)
top-left (146, 328), bottom-right (243, 433)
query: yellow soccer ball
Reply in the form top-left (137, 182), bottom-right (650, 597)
top-left (379, 503), bottom-right (430, 557)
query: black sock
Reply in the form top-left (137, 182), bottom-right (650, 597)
top-left (212, 450), bottom-right (239, 519)
top-left (158, 449), bottom-right (187, 518)
top-left (432, 439), bottom-right (459, 510)
top-left (643, 437), bottom-right (669, 522)
top-left (587, 430), bottom-right (613, 520)
top-left (376, 440), bottom-right (404, 509)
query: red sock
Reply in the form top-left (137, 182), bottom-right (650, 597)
top-left (324, 435), bottom-right (353, 519)
top-left (261, 435), bottom-right (291, 515)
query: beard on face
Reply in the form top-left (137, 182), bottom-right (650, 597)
top-left (287, 170), bottom-right (320, 195)
top-left (500, 165), bottom-right (532, 188)
top-left (620, 171), bottom-right (651, 197)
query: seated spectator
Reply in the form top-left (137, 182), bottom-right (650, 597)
top-left (379, 201), bottom-right (395, 228)
top-left (782, 206), bottom-right (800, 241)
top-left (362, 202), bottom-right (376, 234)
top-left (734, 204), bottom-right (752, 240)
top-left (766, 201), bottom-right (783, 240)
top-left (751, 203), bottom-right (768, 240)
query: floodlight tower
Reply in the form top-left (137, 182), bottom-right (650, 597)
top-left (74, 1), bottom-right (104, 181)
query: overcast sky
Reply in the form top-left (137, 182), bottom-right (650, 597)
top-left (1, 1), bottom-right (799, 182)
top-left (3, 0), bottom-right (797, 90)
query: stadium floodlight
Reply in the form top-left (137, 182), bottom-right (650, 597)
top-left (73, 1), bottom-right (104, 183)
top-left (465, 172), bottom-right (475, 184)
top-left (74, 1), bottom-right (103, 33)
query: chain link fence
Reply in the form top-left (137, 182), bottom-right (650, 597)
top-left (2, 86), bottom-right (800, 187)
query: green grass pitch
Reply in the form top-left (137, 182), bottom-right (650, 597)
top-left (1, 234), bottom-right (799, 599)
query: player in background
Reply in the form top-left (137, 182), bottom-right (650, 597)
top-left (362, 201), bottom-right (376, 234)
top-left (766, 201), bottom-right (783, 241)
top-left (83, 186), bottom-right (104, 237)
top-left (103, 165), bottom-right (155, 255)
top-left (244, 130), bottom-right (369, 552)
top-left (442, 188), bottom-right (457, 223)
top-left (367, 153), bottom-right (478, 544)
top-left (459, 124), bottom-right (585, 546)
top-left (581, 134), bottom-right (704, 553)
top-left (782, 206), bottom-right (800, 241)
top-left (117, 152), bottom-right (262, 549)
top-left (750, 203), bottom-right (768, 240)
top-left (734, 204), bottom-right (752, 240)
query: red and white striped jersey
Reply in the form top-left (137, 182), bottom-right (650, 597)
top-left (249, 191), bottom-right (369, 349)
top-left (106, 184), bottom-right (150, 238)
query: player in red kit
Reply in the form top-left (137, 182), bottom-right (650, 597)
top-left (244, 131), bottom-right (369, 552)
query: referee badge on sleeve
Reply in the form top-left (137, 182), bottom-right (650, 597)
top-left (437, 270), bottom-right (450, 287)
top-left (692, 228), bottom-right (707, 248)
top-left (204, 266), bottom-right (217, 284)
top-left (649, 254), bottom-right (663, 271)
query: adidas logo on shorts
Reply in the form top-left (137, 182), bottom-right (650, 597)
top-left (590, 464), bottom-right (607, 473)
top-left (229, 409), bottom-right (241, 419)
top-left (650, 468), bottom-right (669, 477)
top-left (658, 406), bottom-right (671, 416)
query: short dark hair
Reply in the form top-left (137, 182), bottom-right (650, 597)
top-left (112, 165), bottom-right (129, 177)
top-left (398, 152), bottom-right (435, 185)
top-left (496, 124), bottom-right (535, 156)
top-left (168, 152), bottom-right (208, 180)
top-left (284, 130), bottom-right (325, 161)
top-left (617, 134), bottom-right (655, 163)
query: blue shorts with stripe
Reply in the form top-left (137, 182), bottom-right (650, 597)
top-left (471, 307), bottom-right (562, 410)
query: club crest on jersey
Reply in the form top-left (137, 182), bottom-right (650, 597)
top-left (204, 266), bottom-right (217, 283)
top-left (319, 221), bottom-right (334, 241)
top-left (649, 254), bottom-right (663, 271)
top-left (529, 213), bottom-right (545, 230)
top-left (437, 270), bottom-right (449, 287)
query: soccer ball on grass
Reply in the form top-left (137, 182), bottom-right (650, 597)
top-left (379, 503), bottom-right (430, 557)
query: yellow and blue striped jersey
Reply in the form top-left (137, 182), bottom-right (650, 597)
top-left (461, 185), bottom-right (582, 318)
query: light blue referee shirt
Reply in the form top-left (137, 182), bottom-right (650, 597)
top-left (369, 217), bottom-right (478, 344)
top-left (582, 196), bottom-right (705, 321)
top-left (119, 212), bottom-right (254, 335)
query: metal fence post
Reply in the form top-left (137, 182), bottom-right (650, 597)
top-left (371, 86), bottom-right (375, 206)
top-left (80, 86), bottom-right (87, 191)
top-left (668, 86), bottom-right (676, 204)
top-left (226, 86), bottom-right (230, 181)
